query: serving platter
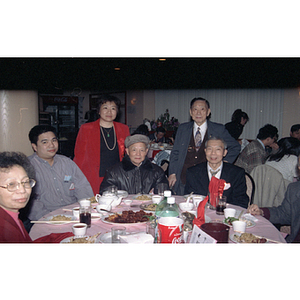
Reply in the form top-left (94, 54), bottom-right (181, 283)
top-left (230, 232), bottom-right (268, 243)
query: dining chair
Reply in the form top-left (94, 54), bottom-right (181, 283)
top-left (250, 164), bottom-right (289, 207)
top-left (245, 172), bottom-right (255, 206)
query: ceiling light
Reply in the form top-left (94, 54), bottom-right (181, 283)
top-left (114, 67), bottom-right (120, 71)
top-left (159, 59), bottom-right (166, 61)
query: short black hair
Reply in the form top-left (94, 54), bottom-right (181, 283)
top-left (28, 125), bottom-right (57, 145)
top-left (290, 124), bottom-right (300, 133)
top-left (0, 151), bottom-right (36, 180)
top-left (96, 94), bottom-right (121, 114)
top-left (190, 97), bottom-right (211, 119)
top-left (156, 127), bottom-right (166, 134)
top-left (231, 109), bottom-right (249, 123)
top-left (257, 124), bottom-right (278, 140)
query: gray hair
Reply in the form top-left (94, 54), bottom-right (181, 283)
top-left (205, 136), bottom-right (227, 149)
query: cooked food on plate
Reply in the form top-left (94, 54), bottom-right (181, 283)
top-left (141, 203), bottom-right (157, 211)
top-left (104, 210), bottom-right (153, 223)
top-left (49, 215), bottom-right (72, 221)
top-left (135, 195), bottom-right (152, 201)
top-left (234, 233), bottom-right (267, 243)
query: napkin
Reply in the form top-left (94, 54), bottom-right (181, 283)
top-left (119, 232), bottom-right (154, 244)
top-left (193, 176), bottom-right (226, 228)
top-left (34, 232), bottom-right (74, 243)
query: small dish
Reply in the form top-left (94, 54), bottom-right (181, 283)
top-left (179, 202), bottom-right (194, 211)
top-left (123, 199), bottom-right (133, 205)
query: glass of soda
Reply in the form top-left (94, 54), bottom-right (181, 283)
top-left (216, 195), bottom-right (227, 215)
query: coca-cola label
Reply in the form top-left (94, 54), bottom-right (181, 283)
top-left (157, 217), bottom-right (183, 243)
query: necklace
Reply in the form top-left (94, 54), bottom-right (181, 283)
top-left (102, 127), bottom-right (113, 137)
top-left (100, 125), bottom-right (116, 151)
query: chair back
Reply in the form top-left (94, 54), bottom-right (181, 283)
top-left (250, 164), bottom-right (288, 207)
top-left (245, 172), bottom-right (255, 206)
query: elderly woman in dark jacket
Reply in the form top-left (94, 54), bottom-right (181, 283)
top-left (100, 134), bottom-right (168, 194)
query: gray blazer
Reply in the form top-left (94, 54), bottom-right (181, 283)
top-left (169, 120), bottom-right (241, 195)
top-left (268, 181), bottom-right (300, 243)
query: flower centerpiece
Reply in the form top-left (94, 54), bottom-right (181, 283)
top-left (148, 109), bottom-right (180, 131)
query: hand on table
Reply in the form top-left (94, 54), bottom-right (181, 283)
top-left (247, 204), bottom-right (263, 216)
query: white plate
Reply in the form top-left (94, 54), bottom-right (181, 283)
top-left (132, 194), bottom-right (152, 201)
top-left (184, 194), bottom-right (206, 199)
top-left (229, 232), bottom-right (268, 244)
top-left (223, 218), bottom-right (255, 228)
top-left (101, 210), bottom-right (153, 225)
top-left (43, 214), bottom-right (76, 225)
top-left (60, 235), bottom-right (98, 244)
top-left (118, 190), bottom-right (128, 198)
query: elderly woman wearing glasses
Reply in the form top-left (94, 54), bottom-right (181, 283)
top-left (0, 151), bottom-right (36, 242)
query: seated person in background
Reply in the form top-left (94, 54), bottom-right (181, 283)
top-left (265, 137), bottom-right (300, 183)
top-left (248, 154), bottom-right (300, 243)
top-left (225, 109), bottom-right (249, 140)
top-left (132, 124), bottom-right (149, 136)
top-left (100, 134), bottom-right (169, 194)
top-left (0, 152), bottom-right (35, 242)
top-left (290, 124), bottom-right (300, 141)
top-left (149, 127), bottom-right (166, 143)
top-left (185, 137), bottom-right (249, 208)
top-left (26, 125), bottom-right (94, 222)
top-left (235, 123), bottom-right (278, 174)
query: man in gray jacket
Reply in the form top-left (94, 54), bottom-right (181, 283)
top-left (168, 97), bottom-right (241, 195)
top-left (248, 154), bottom-right (300, 242)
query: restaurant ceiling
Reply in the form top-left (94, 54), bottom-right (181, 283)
top-left (0, 57), bottom-right (300, 93)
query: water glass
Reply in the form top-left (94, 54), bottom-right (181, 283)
top-left (111, 226), bottom-right (126, 243)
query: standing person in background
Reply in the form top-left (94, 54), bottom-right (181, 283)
top-left (235, 124), bottom-right (278, 174)
top-left (74, 94), bottom-right (130, 194)
top-left (225, 109), bottom-right (249, 140)
top-left (168, 97), bottom-right (241, 195)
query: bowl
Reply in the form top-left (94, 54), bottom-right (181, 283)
top-left (72, 206), bottom-right (80, 218)
top-left (91, 212), bottom-right (102, 221)
top-left (179, 202), bottom-right (194, 211)
top-left (96, 204), bottom-right (112, 215)
top-left (123, 199), bottom-right (132, 205)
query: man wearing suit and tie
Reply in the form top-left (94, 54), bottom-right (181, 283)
top-left (168, 97), bottom-right (241, 195)
top-left (184, 137), bottom-right (249, 209)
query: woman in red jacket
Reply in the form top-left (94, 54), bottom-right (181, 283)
top-left (74, 94), bottom-right (130, 194)
top-left (0, 152), bottom-right (36, 242)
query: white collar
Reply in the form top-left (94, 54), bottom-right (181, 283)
top-left (207, 161), bottom-right (223, 180)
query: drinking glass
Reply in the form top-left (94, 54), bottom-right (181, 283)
top-left (111, 226), bottom-right (126, 243)
top-left (216, 195), bottom-right (227, 215)
top-left (157, 183), bottom-right (168, 196)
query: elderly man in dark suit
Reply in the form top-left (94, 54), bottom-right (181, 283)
top-left (168, 97), bottom-right (241, 195)
top-left (184, 137), bottom-right (249, 208)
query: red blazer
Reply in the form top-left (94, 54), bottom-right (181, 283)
top-left (74, 120), bottom-right (130, 194)
top-left (0, 207), bottom-right (32, 243)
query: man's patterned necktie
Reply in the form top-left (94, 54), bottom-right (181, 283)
top-left (195, 127), bottom-right (202, 150)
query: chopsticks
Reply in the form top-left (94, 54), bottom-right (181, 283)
top-left (31, 220), bottom-right (79, 224)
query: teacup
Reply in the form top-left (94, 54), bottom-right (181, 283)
top-left (72, 223), bottom-right (87, 236)
top-left (152, 195), bottom-right (162, 204)
top-left (72, 206), bottom-right (80, 219)
top-left (232, 220), bottom-right (246, 233)
top-left (224, 208), bottom-right (236, 218)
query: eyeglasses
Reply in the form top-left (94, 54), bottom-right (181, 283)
top-left (0, 179), bottom-right (36, 192)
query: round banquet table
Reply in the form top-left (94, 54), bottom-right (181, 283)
top-left (29, 195), bottom-right (287, 243)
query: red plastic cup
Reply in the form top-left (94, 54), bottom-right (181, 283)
top-left (157, 217), bottom-right (184, 243)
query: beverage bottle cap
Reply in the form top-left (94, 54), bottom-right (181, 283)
top-left (167, 197), bottom-right (175, 204)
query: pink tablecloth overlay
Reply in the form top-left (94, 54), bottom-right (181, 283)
top-left (29, 195), bottom-right (287, 243)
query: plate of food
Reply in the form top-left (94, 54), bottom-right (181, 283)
top-left (230, 232), bottom-right (268, 243)
top-left (133, 194), bottom-right (152, 201)
top-left (60, 235), bottom-right (100, 244)
top-left (140, 202), bottom-right (157, 212)
top-left (101, 209), bottom-right (154, 224)
top-left (118, 190), bottom-right (129, 198)
top-left (43, 214), bottom-right (76, 225)
top-left (223, 217), bottom-right (255, 228)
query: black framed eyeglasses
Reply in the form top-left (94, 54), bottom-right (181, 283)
top-left (0, 179), bottom-right (36, 192)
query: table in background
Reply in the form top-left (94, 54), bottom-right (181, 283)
top-left (29, 195), bottom-right (286, 243)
